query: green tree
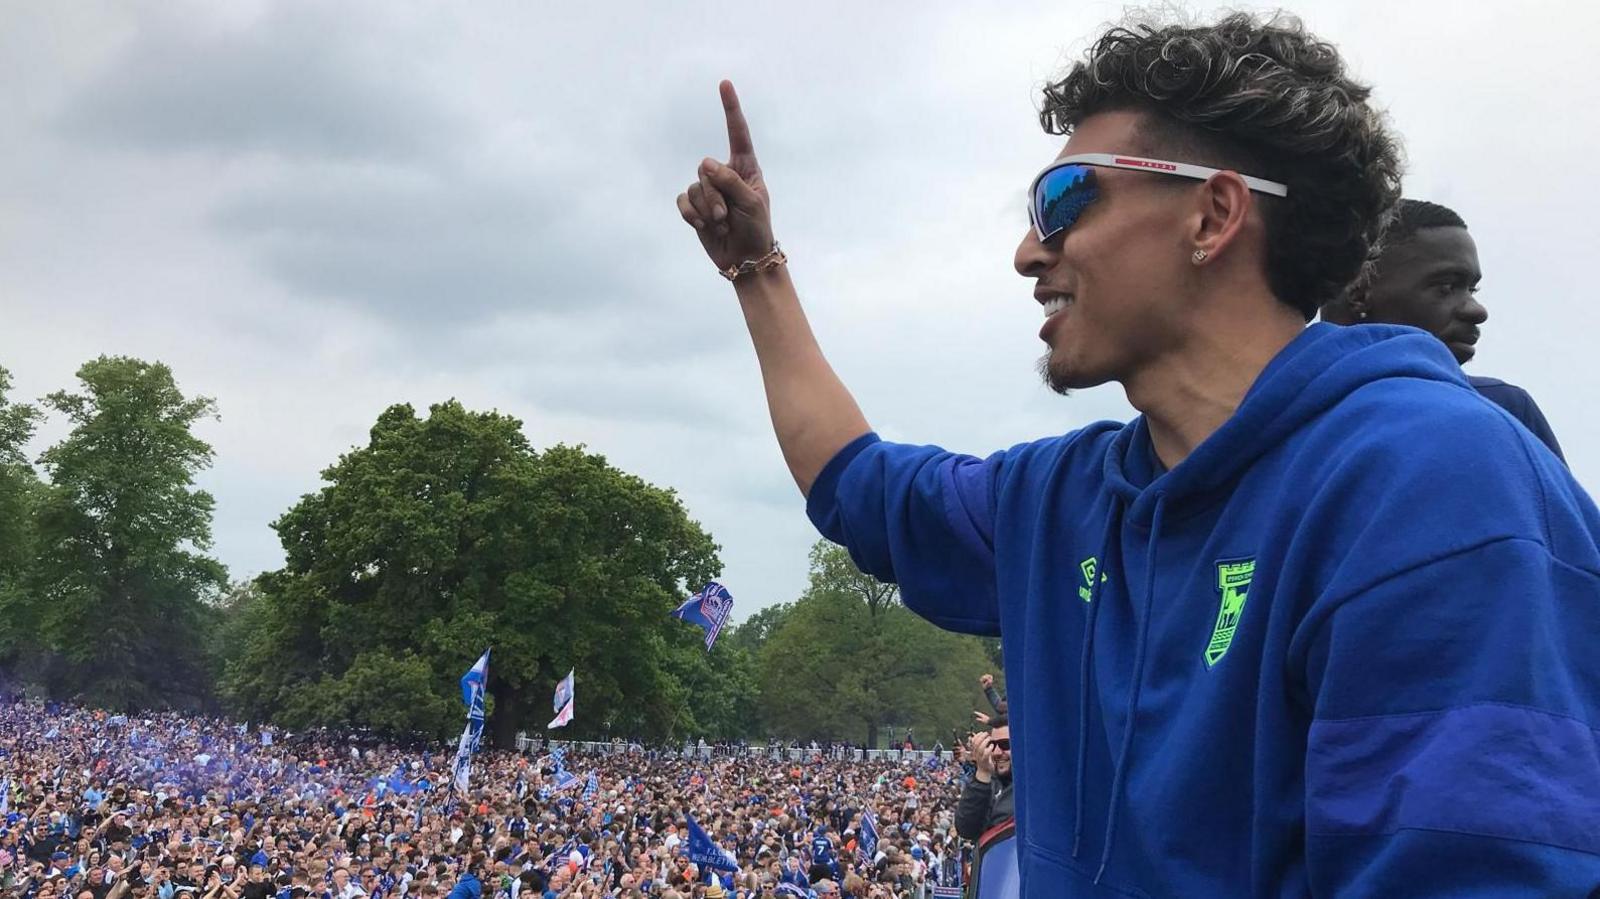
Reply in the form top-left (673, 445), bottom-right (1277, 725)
top-left (721, 601), bottom-right (793, 657)
top-left (756, 540), bottom-right (997, 746)
top-left (0, 365), bottom-right (44, 664)
top-left (222, 400), bottom-right (726, 744)
top-left (29, 357), bottom-right (227, 709)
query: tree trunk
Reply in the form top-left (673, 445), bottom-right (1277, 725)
top-left (866, 720), bottom-right (878, 750)
top-left (491, 682), bottom-right (523, 749)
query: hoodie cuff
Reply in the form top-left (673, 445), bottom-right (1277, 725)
top-left (805, 432), bottom-right (881, 530)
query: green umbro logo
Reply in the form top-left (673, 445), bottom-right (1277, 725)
top-left (1205, 558), bottom-right (1256, 667)
top-left (1078, 557), bottom-right (1106, 603)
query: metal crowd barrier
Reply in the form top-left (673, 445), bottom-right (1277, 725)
top-left (513, 734), bottom-right (953, 765)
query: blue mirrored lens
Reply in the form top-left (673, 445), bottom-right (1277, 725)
top-left (1032, 164), bottom-right (1098, 240)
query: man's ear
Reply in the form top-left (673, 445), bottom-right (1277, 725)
top-left (1320, 283), bottom-right (1367, 325)
top-left (1188, 171), bottom-right (1254, 265)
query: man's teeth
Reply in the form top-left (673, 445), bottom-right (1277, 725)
top-left (1042, 295), bottom-right (1073, 318)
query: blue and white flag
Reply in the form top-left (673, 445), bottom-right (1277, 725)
top-left (0, 778), bottom-right (9, 816)
top-left (682, 813), bottom-right (738, 872)
top-left (451, 722), bottom-right (475, 795)
top-left (857, 809), bottom-right (880, 865)
top-left (553, 769), bottom-right (581, 792)
top-left (552, 670), bottom-right (574, 713)
top-left (548, 699), bottom-right (574, 729)
top-left (582, 771), bottom-right (599, 801)
top-left (672, 581), bottom-right (735, 651)
top-left (550, 747), bottom-right (567, 770)
top-left (456, 650), bottom-right (491, 753)
top-left (462, 649), bottom-right (490, 718)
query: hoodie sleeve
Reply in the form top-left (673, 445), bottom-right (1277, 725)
top-left (1297, 529), bottom-right (1600, 893)
top-left (805, 433), bottom-right (1004, 636)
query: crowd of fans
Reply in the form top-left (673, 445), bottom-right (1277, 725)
top-left (0, 700), bottom-right (1001, 899)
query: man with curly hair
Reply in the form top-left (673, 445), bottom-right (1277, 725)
top-left (1322, 198), bottom-right (1566, 460)
top-left (677, 11), bottom-right (1600, 897)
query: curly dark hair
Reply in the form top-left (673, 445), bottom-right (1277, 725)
top-left (1040, 12), bottom-right (1403, 320)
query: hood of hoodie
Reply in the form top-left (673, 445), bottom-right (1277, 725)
top-left (1102, 322), bottom-right (1470, 525)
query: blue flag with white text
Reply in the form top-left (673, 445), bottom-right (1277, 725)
top-left (672, 581), bottom-right (735, 650)
top-left (683, 813), bottom-right (739, 872)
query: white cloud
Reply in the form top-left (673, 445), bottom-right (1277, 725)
top-left (2, 0), bottom-right (1595, 620)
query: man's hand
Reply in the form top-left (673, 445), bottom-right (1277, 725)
top-left (967, 733), bottom-right (996, 783)
top-left (677, 81), bottom-right (774, 272)
top-left (972, 710), bottom-right (990, 726)
top-left (979, 674), bottom-right (994, 689)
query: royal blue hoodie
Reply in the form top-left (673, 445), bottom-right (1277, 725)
top-left (807, 323), bottom-right (1600, 897)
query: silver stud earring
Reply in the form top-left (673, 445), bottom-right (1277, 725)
top-left (1192, 249), bottom-right (1208, 263)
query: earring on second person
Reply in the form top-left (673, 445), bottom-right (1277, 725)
top-left (1192, 249), bottom-right (1208, 263)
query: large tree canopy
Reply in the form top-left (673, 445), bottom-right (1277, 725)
top-left (221, 400), bottom-right (728, 744)
top-left (23, 357), bottom-right (227, 708)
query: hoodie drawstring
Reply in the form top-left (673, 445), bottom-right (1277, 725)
top-left (1094, 495), bottom-right (1166, 884)
top-left (1071, 503), bottom-right (1122, 860)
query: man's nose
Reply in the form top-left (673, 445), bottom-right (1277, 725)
top-left (1015, 228), bottom-right (1054, 279)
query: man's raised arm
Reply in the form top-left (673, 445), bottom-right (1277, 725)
top-left (676, 81), bottom-right (870, 495)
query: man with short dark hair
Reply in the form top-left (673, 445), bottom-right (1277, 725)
top-left (954, 717), bottom-right (1013, 842)
top-left (678, 10), bottom-right (1600, 897)
top-left (1322, 198), bottom-right (1565, 460)
top-left (238, 865), bottom-right (272, 899)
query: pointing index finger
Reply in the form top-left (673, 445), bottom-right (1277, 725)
top-left (720, 80), bottom-right (755, 158)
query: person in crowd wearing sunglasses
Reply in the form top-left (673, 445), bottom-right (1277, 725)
top-left (954, 717), bottom-right (1012, 843)
top-left (678, 10), bottom-right (1600, 897)
top-left (1321, 198), bottom-right (1565, 461)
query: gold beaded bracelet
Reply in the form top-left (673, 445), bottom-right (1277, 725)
top-left (719, 242), bottom-right (787, 282)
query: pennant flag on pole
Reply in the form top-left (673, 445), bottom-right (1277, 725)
top-left (671, 581), bottom-right (735, 651)
top-left (682, 813), bottom-right (739, 872)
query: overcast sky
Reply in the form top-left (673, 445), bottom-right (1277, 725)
top-left (3, 0), bottom-right (1595, 621)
